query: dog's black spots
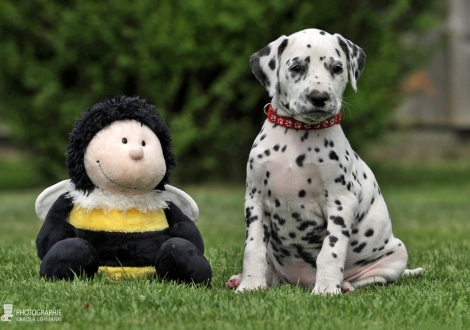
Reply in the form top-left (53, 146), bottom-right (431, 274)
top-left (291, 243), bottom-right (316, 268)
top-left (354, 152), bottom-right (359, 160)
top-left (353, 242), bottom-right (366, 253)
top-left (268, 57), bottom-right (276, 70)
top-left (301, 131), bottom-right (309, 142)
top-left (330, 215), bottom-right (346, 228)
top-left (324, 138), bottom-right (329, 147)
top-left (280, 248), bottom-right (291, 257)
top-left (260, 134), bottom-right (266, 141)
top-left (329, 235), bottom-right (338, 247)
top-left (268, 189), bottom-right (271, 197)
top-left (264, 179), bottom-right (268, 185)
top-left (307, 44), bottom-right (311, 48)
top-left (264, 149), bottom-right (270, 156)
top-left (296, 154), bottom-right (306, 167)
top-left (372, 248), bottom-right (377, 252)
top-left (384, 239), bottom-right (389, 244)
top-left (270, 241), bottom-right (280, 252)
top-left (297, 221), bottom-right (316, 231)
top-left (365, 229), bottom-right (374, 237)
top-left (289, 232), bottom-right (296, 238)
top-left (324, 190), bottom-right (329, 197)
top-left (355, 70), bottom-right (359, 80)
top-left (263, 224), bottom-right (270, 243)
top-left (250, 237), bottom-right (254, 241)
top-left (363, 172), bottom-right (367, 180)
top-left (292, 212), bottom-right (301, 219)
top-left (305, 56), bottom-right (310, 64)
top-left (301, 233), bottom-right (323, 244)
top-left (281, 145), bottom-right (287, 152)
top-left (320, 30), bottom-right (325, 35)
top-left (329, 140), bottom-right (334, 147)
top-left (307, 178), bottom-right (312, 184)
top-left (332, 252), bottom-right (337, 258)
top-left (329, 150), bottom-right (339, 161)
top-left (335, 175), bottom-right (346, 185)
top-left (308, 147), bottom-right (312, 152)
top-left (319, 57), bottom-right (324, 61)
top-left (386, 251), bottom-right (395, 256)
top-left (340, 267), bottom-right (344, 273)
top-left (314, 147), bottom-right (320, 153)
top-left (281, 101), bottom-right (290, 110)
top-left (335, 48), bottom-right (341, 57)
top-left (278, 38), bottom-right (289, 57)
top-left (273, 144), bottom-right (280, 151)
top-left (371, 197), bottom-right (375, 205)
top-left (339, 163), bottom-right (343, 169)
top-left (275, 198), bottom-right (281, 207)
top-left (356, 213), bottom-right (365, 222)
top-left (335, 200), bottom-right (341, 205)
top-left (351, 228), bottom-right (359, 235)
top-left (245, 207), bottom-right (259, 227)
top-left (319, 158), bottom-right (324, 163)
top-left (298, 190), bottom-right (306, 198)
top-left (257, 154), bottom-right (263, 159)
top-left (252, 142), bottom-right (258, 149)
top-left (350, 240), bottom-right (358, 246)
top-left (266, 171), bottom-right (270, 178)
top-left (264, 211), bottom-right (271, 217)
top-left (342, 230), bottom-right (350, 237)
top-left (379, 246), bottom-right (385, 251)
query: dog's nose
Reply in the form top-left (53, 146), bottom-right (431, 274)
top-left (308, 90), bottom-right (330, 107)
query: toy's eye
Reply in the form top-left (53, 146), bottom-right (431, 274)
top-left (141, 140), bottom-right (146, 147)
top-left (122, 138), bottom-right (127, 144)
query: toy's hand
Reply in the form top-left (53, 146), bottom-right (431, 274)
top-left (165, 202), bottom-right (204, 253)
top-left (36, 193), bottom-right (77, 259)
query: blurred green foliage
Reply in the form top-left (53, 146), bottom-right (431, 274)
top-left (0, 0), bottom-right (445, 184)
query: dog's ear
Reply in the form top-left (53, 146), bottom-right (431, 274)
top-left (250, 35), bottom-right (289, 97)
top-left (334, 34), bottom-right (366, 92)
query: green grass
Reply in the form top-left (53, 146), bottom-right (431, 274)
top-left (1, 163), bottom-right (470, 329)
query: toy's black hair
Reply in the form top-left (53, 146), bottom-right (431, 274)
top-left (66, 95), bottom-right (176, 194)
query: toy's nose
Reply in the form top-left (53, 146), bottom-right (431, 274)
top-left (129, 146), bottom-right (144, 160)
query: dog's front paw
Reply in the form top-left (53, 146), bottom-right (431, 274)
top-left (234, 277), bottom-right (267, 293)
top-left (226, 274), bottom-right (242, 289)
top-left (312, 284), bottom-right (342, 295)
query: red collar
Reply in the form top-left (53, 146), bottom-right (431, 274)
top-left (266, 104), bottom-right (341, 130)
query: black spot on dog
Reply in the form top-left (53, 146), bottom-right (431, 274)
top-left (298, 190), bottom-right (306, 198)
top-left (281, 145), bottom-right (287, 152)
top-left (292, 212), bottom-right (301, 219)
top-left (320, 31), bottom-right (325, 35)
top-left (289, 232), bottom-right (296, 238)
top-left (319, 158), bottom-right (324, 163)
top-left (330, 215), bottom-right (346, 228)
top-left (329, 235), bottom-right (338, 247)
top-left (342, 230), bottom-right (350, 237)
top-left (307, 44), bottom-right (311, 48)
top-left (275, 198), bottom-right (281, 207)
top-left (273, 144), bottom-right (280, 151)
top-left (329, 140), bottom-right (334, 147)
top-left (278, 38), bottom-right (289, 57)
top-left (296, 154), bottom-right (306, 167)
top-left (332, 253), bottom-right (337, 258)
top-left (350, 240), bottom-right (358, 246)
top-left (260, 134), bottom-right (266, 141)
top-left (269, 57), bottom-right (276, 70)
top-left (351, 228), bottom-right (359, 235)
top-left (324, 138), bottom-right (329, 147)
top-left (335, 48), bottom-right (341, 57)
top-left (365, 229), bottom-right (374, 237)
top-left (301, 131), bottom-right (309, 142)
top-left (314, 147), bottom-right (320, 153)
top-left (353, 242), bottom-right (366, 253)
top-left (329, 150), bottom-right (339, 161)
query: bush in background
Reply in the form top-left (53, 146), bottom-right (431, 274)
top-left (0, 0), bottom-right (445, 185)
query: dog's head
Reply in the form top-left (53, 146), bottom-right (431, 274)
top-left (250, 29), bottom-right (365, 124)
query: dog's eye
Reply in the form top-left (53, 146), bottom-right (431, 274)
top-left (289, 65), bottom-right (302, 73)
top-left (332, 65), bottom-right (343, 74)
top-left (122, 138), bottom-right (127, 144)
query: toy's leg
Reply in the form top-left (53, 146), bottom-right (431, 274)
top-left (155, 237), bottom-right (212, 285)
top-left (40, 237), bottom-right (99, 280)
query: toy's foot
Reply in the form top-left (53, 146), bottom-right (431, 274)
top-left (155, 237), bottom-right (212, 285)
top-left (40, 238), bottom-right (99, 280)
top-left (226, 274), bottom-right (242, 289)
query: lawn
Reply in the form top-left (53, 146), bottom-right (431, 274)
top-left (1, 162), bottom-right (470, 329)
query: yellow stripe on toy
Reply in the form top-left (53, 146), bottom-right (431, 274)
top-left (68, 207), bottom-right (169, 232)
top-left (99, 266), bottom-right (156, 279)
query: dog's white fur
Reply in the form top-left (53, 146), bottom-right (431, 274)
top-left (228, 29), bottom-right (422, 295)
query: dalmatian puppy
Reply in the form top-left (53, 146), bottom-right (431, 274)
top-left (226, 28), bottom-right (423, 295)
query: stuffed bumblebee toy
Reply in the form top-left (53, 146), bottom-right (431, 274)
top-left (35, 95), bottom-right (212, 284)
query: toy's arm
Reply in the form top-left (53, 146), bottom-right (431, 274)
top-left (164, 202), bottom-right (205, 254)
top-left (36, 193), bottom-right (78, 259)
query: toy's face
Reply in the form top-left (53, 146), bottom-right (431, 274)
top-left (84, 120), bottom-right (166, 194)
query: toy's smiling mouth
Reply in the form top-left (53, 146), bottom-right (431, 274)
top-left (96, 160), bottom-right (154, 191)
